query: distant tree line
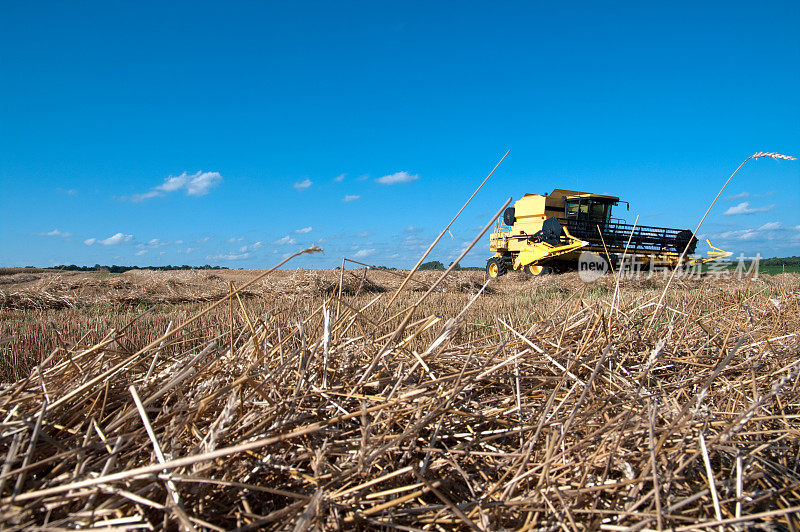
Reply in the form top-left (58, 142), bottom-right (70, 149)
top-left (47, 264), bottom-right (229, 273)
top-left (418, 261), bottom-right (483, 271)
top-left (759, 256), bottom-right (800, 267)
top-left (418, 261), bottom-right (445, 271)
top-left (333, 261), bottom-right (483, 271)
top-left (717, 256), bottom-right (800, 270)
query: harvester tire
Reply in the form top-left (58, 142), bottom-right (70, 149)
top-left (674, 230), bottom-right (697, 254)
top-left (486, 257), bottom-right (507, 278)
top-left (524, 264), bottom-right (552, 276)
top-left (537, 217), bottom-right (564, 246)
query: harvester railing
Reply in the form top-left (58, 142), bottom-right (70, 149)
top-left (560, 218), bottom-right (696, 254)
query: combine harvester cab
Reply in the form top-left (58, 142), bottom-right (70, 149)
top-left (486, 189), bottom-right (729, 278)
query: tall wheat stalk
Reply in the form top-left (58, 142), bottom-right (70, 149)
top-left (648, 151), bottom-right (796, 330)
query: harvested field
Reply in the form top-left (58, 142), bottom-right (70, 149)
top-left (1, 263), bottom-right (799, 529)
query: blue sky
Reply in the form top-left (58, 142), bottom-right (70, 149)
top-left (1, 1), bottom-right (798, 269)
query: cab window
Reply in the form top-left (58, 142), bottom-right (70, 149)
top-left (566, 198), bottom-right (612, 222)
top-left (590, 202), bottom-right (605, 221)
top-left (566, 200), bottom-right (579, 218)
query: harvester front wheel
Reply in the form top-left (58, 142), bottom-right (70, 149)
top-left (486, 257), bottom-right (507, 278)
top-left (524, 264), bottom-right (552, 277)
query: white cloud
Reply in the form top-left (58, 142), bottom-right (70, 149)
top-left (211, 241), bottom-right (262, 261)
top-left (725, 191), bottom-right (750, 201)
top-left (130, 171), bottom-right (222, 201)
top-left (342, 194), bottom-right (361, 202)
top-left (717, 221), bottom-right (792, 242)
top-left (198, 236), bottom-right (213, 243)
top-left (84, 233), bottom-right (134, 246)
top-left (135, 249), bottom-right (147, 256)
top-left (137, 238), bottom-right (171, 249)
top-left (294, 226), bottom-right (313, 234)
top-left (376, 171), bottom-right (418, 185)
top-left (238, 241), bottom-right (263, 253)
top-left (334, 173), bottom-right (346, 182)
top-left (723, 202), bottom-right (775, 216)
top-left (101, 233), bottom-right (134, 245)
top-left (353, 249), bottom-right (376, 258)
top-left (211, 252), bottom-right (251, 261)
top-left (227, 236), bottom-right (244, 243)
top-left (132, 191), bottom-right (158, 201)
top-left (403, 234), bottom-right (423, 246)
top-left (273, 235), bottom-right (297, 245)
top-left (41, 229), bottom-right (71, 238)
top-left (758, 222), bottom-right (782, 231)
top-left (723, 229), bottom-right (760, 241)
top-left (293, 178), bottom-right (313, 190)
top-left (356, 231), bottom-right (370, 238)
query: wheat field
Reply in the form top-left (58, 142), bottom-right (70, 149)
top-left (1, 266), bottom-right (798, 530)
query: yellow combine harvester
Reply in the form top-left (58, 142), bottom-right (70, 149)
top-left (486, 189), bottom-right (728, 277)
